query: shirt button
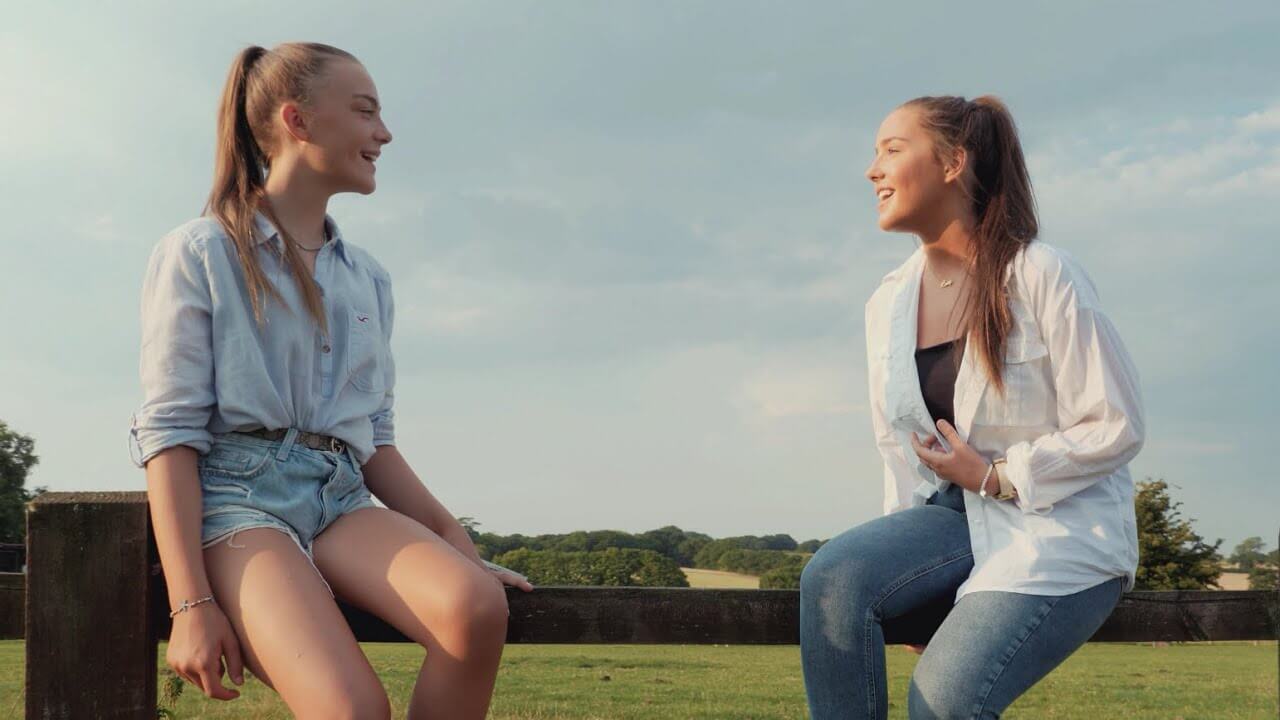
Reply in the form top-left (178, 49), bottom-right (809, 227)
top-left (322, 344), bottom-right (332, 353)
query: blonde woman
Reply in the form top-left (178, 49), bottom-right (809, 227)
top-left (799, 96), bottom-right (1145, 719)
top-left (131, 43), bottom-right (531, 718)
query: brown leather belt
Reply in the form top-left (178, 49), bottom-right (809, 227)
top-left (238, 427), bottom-right (347, 454)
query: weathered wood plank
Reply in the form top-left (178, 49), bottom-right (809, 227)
top-left (1096, 590), bottom-right (1279, 642)
top-left (26, 492), bottom-right (156, 720)
top-left (0, 573), bottom-right (23, 639)
top-left (154, 583), bottom-right (1280, 645)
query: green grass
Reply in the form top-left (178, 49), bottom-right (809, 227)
top-left (1, 640), bottom-right (1276, 718)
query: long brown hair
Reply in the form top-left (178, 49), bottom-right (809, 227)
top-left (205, 42), bottom-right (359, 334)
top-left (905, 95), bottom-right (1039, 395)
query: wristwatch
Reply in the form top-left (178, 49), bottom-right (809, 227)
top-left (991, 458), bottom-right (1017, 501)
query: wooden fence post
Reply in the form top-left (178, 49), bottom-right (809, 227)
top-left (25, 492), bottom-right (157, 719)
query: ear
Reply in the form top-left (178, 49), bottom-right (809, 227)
top-left (942, 146), bottom-right (968, 185)
top-left (279, 102), bottom-right (311, 143)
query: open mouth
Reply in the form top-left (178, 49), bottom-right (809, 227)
top-left (877, 188), bottom-right (895, 205)
top-left (360, 151), bottom-right (379, 169)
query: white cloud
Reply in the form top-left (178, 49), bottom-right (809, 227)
top-left (1237, 105), bottom-right (1280, 135)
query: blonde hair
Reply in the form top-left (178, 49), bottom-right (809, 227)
top-left (205, 42), bottom-right (359, 334)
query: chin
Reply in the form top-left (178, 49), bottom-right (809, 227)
top-left (348, 177), bottom-right (377, 195)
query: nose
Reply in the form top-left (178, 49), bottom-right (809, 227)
top-left (865, 157), bottom-right (882, 183)
top-left (376, 119), bottom-right (393, 146)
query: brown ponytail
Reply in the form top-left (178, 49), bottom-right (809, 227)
top-left (204, 42), bottom-right (358, 334)
top-left (904, 95), bottom-right (1039, 395)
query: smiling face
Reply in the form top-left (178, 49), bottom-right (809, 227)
top-left (284, 59), bottom-right (393, 195)
top-left (865, 105), bottom-right (964, 235)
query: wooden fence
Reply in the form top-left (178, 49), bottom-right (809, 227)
top-left (15, 491), bottom-right (1280, 719)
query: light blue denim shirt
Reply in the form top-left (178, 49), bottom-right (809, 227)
top-left (130, 211), bottom-right (395, 468)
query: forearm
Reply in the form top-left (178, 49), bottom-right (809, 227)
top-left (361, 445), bottom-right (483, 564)
top-left (145, 447), bottom-right (214, 609)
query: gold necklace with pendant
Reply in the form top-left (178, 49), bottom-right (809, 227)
top-left (925, 262), bottom-right (959, 289)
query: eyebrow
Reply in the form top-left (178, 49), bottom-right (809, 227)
top-left (875, 136), bottom-right (909, 150)
top-left (352, 94), bottom-right (381, 110)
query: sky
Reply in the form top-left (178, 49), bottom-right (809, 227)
top-left (2, 1), bottom-right (1277, 553)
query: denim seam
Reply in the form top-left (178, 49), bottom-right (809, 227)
top-left (863, 548), bottom-right (975, 719)
top-left (970, 595), bottom-right (1059, 718)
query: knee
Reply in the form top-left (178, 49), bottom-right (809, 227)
top-left (908, 669), bottom-right (980, 720)
top-left (800, 542), bottom-right (875, 606)
top-left (439, 576), bottom-right (508, 651)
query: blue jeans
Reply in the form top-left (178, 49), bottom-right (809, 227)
top-left (800, 484), bottom-right (1124, 719)
top-left (197, 429), bottom-right (377, 597)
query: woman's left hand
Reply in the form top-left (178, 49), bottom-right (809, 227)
top-left (910, 419), bottom-right (990, 493)
top-left (492, 568), bottom-right (534, 592)
top-left (483, 560), bottom-right (535, 592)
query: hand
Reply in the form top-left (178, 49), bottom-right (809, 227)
top-left (483, 560), bottom-right (534, 592)
top-left (910, 419), bottom-right (991, 493)
top-left (491, 567), bottom-right (534, 592)
top-left (904, 644), bottom-right (926, 655)
top-left (166, 603), bottom-right (245, 700)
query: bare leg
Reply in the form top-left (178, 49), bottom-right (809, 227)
top-left (203, 527), bottom-right (391, 719)
top-left (312, 507), bottom-right (508, 720)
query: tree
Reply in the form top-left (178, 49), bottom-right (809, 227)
top-left (1247, 564), bottom-right (1277, 591)
top-left (1228, 536), bottom-right (1267, 572)
top-left (456, 516), bottom-right (481, 541)
top-left (492, 548), bottom-right (688, 587)
top-left (0, 420), bottom-right (42, 544)
top-left (1133, 479), bottom-right (1222, 590)
top-left (760, 563), bottom-right (805, 589)
top-left (797, 539), bottom-right (826, 553)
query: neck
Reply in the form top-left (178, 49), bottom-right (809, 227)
top-left (262, 160), bottom-right (330, 245)
top-left (918, 216), bottom-right (974, 273)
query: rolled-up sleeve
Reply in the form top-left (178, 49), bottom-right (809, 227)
top-left (1001, 252), bottom-right (1146, 514)
top-left (131, 232), bottom-right (216, 467)
top-left (369, 272), bottom-right (396, 446)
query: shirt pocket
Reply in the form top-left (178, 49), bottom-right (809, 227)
top-left (347, 307), bottom-right (385, 393)
top-left (972, 333), bottom-right (1053, 428)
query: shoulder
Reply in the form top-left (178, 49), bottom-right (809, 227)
top-left (149, 217), bottom-right (229, 267)
top-left (1012, 240), bottom-right (1102, 311)
top-left (341, 241), bottom-right (392, 285)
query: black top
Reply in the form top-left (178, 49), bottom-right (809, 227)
top-left (915, 336), bottom-right (966, 428)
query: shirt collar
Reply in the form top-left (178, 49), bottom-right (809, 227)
top-left (252, 209), bottom-right (353, 269)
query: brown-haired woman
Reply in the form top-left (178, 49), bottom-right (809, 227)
top-left (798, 96), bottom-right (1145, 718)
top-left (131, 43), bottom-right (532, 717)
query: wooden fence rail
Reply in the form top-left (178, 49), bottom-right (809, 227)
top-left (18, 491), bottom-right (1280, 719)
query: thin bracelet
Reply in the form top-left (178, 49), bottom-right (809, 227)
top-left (977, 463), bottom-right (996, 498)
top-left (169, 595), bottom-right (216, 618)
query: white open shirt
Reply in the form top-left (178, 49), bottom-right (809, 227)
top-left (865, 241), bottom-right (1145, 601)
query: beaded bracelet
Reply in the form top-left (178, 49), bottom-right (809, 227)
top-left (169, 595), bottom-right (216, 618)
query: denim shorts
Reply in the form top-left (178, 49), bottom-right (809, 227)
top-left (198, 428), bottom-right (378, 596)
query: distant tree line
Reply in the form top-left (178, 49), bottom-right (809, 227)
top-left (464, 478), bottom-right (1242, 592)
top-left (1226, 534), bottom-right (1279, 591)
top-left (460, 521), bottom-right (825, 588)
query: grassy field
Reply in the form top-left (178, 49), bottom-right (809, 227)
top-left (1, 640), bottom-right (1275, 719)
top-left (681, 567), bottom-right (761, 589)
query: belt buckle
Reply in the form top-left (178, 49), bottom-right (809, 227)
top-left (328, 437), bottom-right (344, 453)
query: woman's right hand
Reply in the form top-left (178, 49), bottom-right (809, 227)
top-left (166, 603), bottom-right (245, 700)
